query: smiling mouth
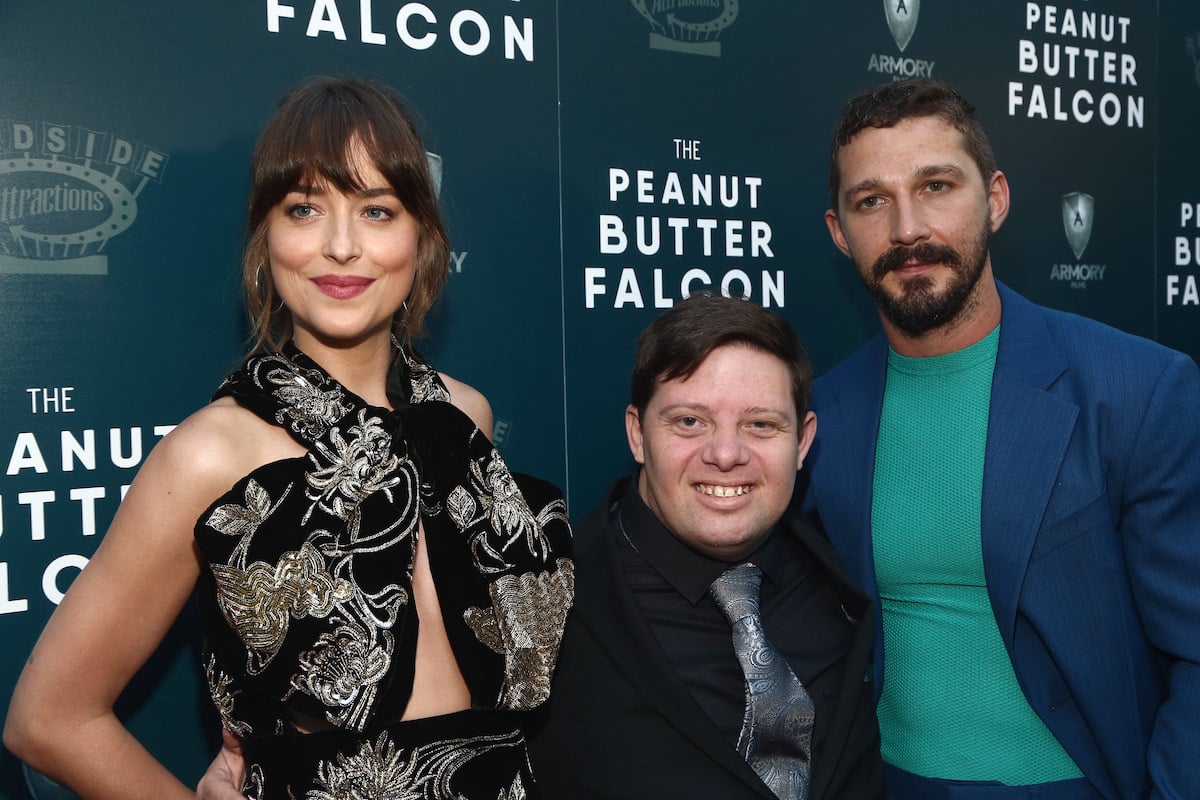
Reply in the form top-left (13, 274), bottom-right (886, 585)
top-left (312, 275), bottom-right (374, 299)
top-left (695, 484), bottom-right (751, 498)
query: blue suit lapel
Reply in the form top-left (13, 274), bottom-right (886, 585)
top-left (816, 335), bottom-right (888, 601)
top-left (808, 334), bottom-right (889, 692)
top-left (981, 285), bottom-right (1078, 642)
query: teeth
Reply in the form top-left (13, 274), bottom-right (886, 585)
top-left (696, 484), bottom-right (749, 498)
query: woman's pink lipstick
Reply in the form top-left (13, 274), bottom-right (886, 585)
top-left (312, 274), bottom-right (374, 299)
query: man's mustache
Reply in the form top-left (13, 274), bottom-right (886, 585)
top-left (871, 243), bottom-right (962, 281)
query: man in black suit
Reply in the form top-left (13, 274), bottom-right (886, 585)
top-left (528, 293), bottom-right (882, 799)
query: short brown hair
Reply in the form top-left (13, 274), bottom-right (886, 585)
top-left (630, 293), bottom-right (813, 420)
top-left (828, 79), bottom-right (997, 211)
top-left (242, 76), bottom-right (449, 352)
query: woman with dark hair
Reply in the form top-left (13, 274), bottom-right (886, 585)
top-left (5, 77), bottom-right (574, 800)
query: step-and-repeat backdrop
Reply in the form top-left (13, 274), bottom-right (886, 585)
top-left (1, 2), bottom-right (1196, 795)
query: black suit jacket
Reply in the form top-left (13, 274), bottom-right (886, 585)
top-left (528, 478), bottom-right (883, 799)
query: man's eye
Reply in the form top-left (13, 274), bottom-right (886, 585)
top-left (859, 196), bottom-right (881, 210)
top-left (927, 180), bottom-right (947, 192)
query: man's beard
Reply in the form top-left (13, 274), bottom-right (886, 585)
top-left (862, 224), bottom-right (990, 337)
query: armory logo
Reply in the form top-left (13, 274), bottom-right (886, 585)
top-left (0, 121), bottom-right (167, 275)
top-left (1061, 191), bottom-right (1093, 259)
top-left (629, 0), bottom-right (738, 57)
top-left (885, 0), bottom-right (919, 51)
top-left (869, 0), bottom-right (934, 79)
top-left (1051, 191), bottom-right (1105, 288)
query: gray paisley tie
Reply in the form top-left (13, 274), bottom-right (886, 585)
top-left (710, 562), bottom-right (814, 800)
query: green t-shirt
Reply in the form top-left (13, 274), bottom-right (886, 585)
top-left (872, 326), bottom-right (1081, 783)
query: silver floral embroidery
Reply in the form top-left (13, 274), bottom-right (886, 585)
top-left (211, 542), bottom-right (354, 673)
top-left (446, 485), bottom-right (478, 530)
top-left (201, 342), bottom-right (571, 778)
top-left (463, 558), bottom-right (576, 710)
top-left (203, 654), bottom-right (252, 737)
top-left (305, 409), bottom-right (402, 522)
top-left (291, 618), bottom-right (393, 731)
top-left (456, 449), bottom-right (562, 574)
top-left (498, 773), bottom-right (528, 800)
top-left (405, 352), bottom-right (451, 404)
top-left (205, 479), bottom-right (289, 565)
top-left (304, 729), bottom-right (526, 800)
top-left (260, 356), bottom-right (349, 439)
top-left (242, 765), bottom-right (264, 800)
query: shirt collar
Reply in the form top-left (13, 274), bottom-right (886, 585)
top-left (617, 471), bottom-right (788, 605)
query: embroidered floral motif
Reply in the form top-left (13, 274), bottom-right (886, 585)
top-left (204, 479), bottom-right (289, 564)
top-left (404, 351), bottom-right (451, 404)
top-left (261, 356), bottom-right (349, 440)
top-left (445, 485), bottom-right (478, 530)
top-left (197, 340), bottom-right (573, 797)
top-left (305, 729), bottom-right (526, 800)
top-left (291, 619), bottom-right (392, 730)
top-left (458, 449), bottom-right (563, 574)
top-left (242, 765), bottom-right (264, 800)
top-left (498, 774), bottom-right (528, 800)
top-left (206, 479), bottom-right (276, 538)
top-left (463, 558), bottom-right (576, 710)
top-left (204, 654), bottom-right (252, 737)
top-left (305, 408), bottom-right (403, 522)
top-left (211, 542), bottom-right (354, 672)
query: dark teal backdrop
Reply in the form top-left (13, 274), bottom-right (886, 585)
top-left (1, 2), bottom-right (1196, 797)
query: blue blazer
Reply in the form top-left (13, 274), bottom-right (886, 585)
top-left (798, 283), bottom-right (1200, 800)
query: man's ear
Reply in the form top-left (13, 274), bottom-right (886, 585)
top-left (796, 411), bottom-right (818, 470)
top-left (625, 404), bottom-right (646, 464)
top-left (987, 170), bottom-right (1011, 234)
top-left (825, 209), bottom-right (852, 258)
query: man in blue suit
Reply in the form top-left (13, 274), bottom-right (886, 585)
top-left (799, 78), bottom-right (1200, 799)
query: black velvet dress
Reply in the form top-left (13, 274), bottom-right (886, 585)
top-left (193, 343), bottom-right (574, 800)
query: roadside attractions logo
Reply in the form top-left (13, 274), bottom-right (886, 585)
top-left (265, 0), bottom-right (539, 61)
top-left (1010, 3), bottom-right (1145, 128)
top-left (629, 0), bottom-right (738, 57)
top-left (869, 0), bottom-right (935, 80)
top-left (0, 121), bottom-right (167, 275)
top-left (583, 136), bottom-right (784, 310)
top-left (1050, 190), bottom-right (1104, 289)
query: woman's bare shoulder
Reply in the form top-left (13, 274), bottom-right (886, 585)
top-left (148, 397), bottom-right (302, 494)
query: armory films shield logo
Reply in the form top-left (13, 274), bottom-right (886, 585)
top-left (1052, 191), bottom-right (1104, 288)
top-left (629, 0), bottom-right (738, 57)
top-left (884, 0), bottom-right (920, 52)
top-left (0, 121), bottom-right (167, 275)
top-left (869, 0), bottom-right (933, 79)
top-left (1062, 192), bottom-right (1094, 260)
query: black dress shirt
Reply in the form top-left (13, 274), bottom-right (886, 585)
top-left (615, 475), bottom-right (854, 756)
